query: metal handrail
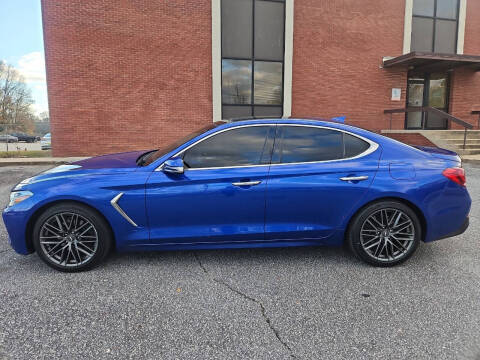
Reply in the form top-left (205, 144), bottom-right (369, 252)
top-left (472, 110), bottom-right (480, 129)
top-left (384, 107), bottom-right (473, 149)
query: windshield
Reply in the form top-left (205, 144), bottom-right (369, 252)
top-left (142, 123), bottom-right (221, 166)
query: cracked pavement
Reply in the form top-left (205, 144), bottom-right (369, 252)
top-left (194, 252), bottom-right (296, 358)
top-left (1, 165), bottom-right (480, 359)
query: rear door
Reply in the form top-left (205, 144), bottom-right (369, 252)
top-left (265, 125), bottom-right (381, 240)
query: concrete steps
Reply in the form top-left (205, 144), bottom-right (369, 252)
top-left (381, 130), bottom-right (480, 156)
top-left (433, 131), bottom-right (480, 155)
top-left (457, 149), bottom-right (480, 155)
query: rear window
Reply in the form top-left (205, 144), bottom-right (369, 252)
top-left (272, 126), bottom-right (371, 164)
top-left (344, 133), bottom-right (370, 158)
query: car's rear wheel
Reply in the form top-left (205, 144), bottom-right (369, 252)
top-left (347, 201), bottom-right (421, 267)
top-left (33, 203), bottom-right (112, 272)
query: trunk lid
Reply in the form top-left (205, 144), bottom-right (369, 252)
top-left (414, 146), bottom-right (461, 164)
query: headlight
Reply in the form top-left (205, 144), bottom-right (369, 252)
top-left (8, 191), bottom-right (33, 207)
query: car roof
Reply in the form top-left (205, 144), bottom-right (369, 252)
top-left (218, 117), bottom-right (369, 134)
top-left (212, 118), bottom-right (400, 149)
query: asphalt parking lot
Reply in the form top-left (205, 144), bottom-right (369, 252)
top-left (1, 165), bottom-right (480, 359)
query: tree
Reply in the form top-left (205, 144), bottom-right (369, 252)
top-left (39, 111), bottom-right (50, 123)
top-left (35, 111), bottom-right (50, 135)
top-left (0, 61), bottom-right (35, 133)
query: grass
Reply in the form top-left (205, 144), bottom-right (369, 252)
top-left (0, 150), bottom-right (52, 158)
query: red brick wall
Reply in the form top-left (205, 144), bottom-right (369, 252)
top-left (449, 0), bottom-right (480, 129)
top-left (382, 133), bottom-right (436, 147)
top-left (42, 0), bottom-right (212, 156)
top-left (290, 0), bottom-right (408, 132)
top-left (449, 68), bottom-right (480, 129)
top-left (42, 0), bottom-right (480, 156)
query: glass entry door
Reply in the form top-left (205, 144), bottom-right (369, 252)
top-left (406, 78), bottom-right (424, 129)
top-left (406, 73), bottom-right (449, 130)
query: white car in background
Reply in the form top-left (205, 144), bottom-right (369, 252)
top-left (0, 135), bottom-right (18, 143)
top-left (41, 133), bottom-right (51, 150)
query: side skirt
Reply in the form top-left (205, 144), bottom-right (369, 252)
top-left (118, 237), bottom-right (342, 252)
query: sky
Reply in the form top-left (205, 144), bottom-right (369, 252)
top-left (0, 0), bottom-right (48, 116)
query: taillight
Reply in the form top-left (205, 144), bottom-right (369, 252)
top-left (442, 167), bottom-right (466, 187)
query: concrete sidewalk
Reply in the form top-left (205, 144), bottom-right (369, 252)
top-left (462, 155), bottom-right (480, 165)
top-left (0, 157), bottom-right (87, 166)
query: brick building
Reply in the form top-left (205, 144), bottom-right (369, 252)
top-left (41, 0), bottom-right (480, 156)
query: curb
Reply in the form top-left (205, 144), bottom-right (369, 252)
top-left (0, 158), bottom-right (87, 167)
top-left (461, 159), bottom-right (480, 166)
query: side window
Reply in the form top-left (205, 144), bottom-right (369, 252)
top-left (273, 126), bottom-right (344, 163)
top-left (183, 126), bottom-right (271, 168)
top-left (343, 133), bottom-right (370, 158)
top-left (273, 126), bottom-right (371, 164)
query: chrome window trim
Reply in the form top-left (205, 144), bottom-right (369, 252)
top-left (110, 193), bottom-right (138, 227)
top-left (155, 124), bottom-right (274, 171)
top-left (155, 123), bottom-right (379, 171)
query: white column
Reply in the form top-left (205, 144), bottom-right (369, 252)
top-left (211, 0), bottom-right (222, 122)
top-left (457, 0), bottom-right (467, 54)
top-left (403, 0), bottom-right (413, 54)
top-left (283, 0), bottom-right (294, 118)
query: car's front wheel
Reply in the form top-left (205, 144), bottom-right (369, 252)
top-left (347, 200), bottom-right (421, 267)
top-left (33, 203), bottom-right (112, 272)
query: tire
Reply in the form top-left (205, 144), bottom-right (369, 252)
top-left (33, 203), bottom-right (113, 272)
top-left (347, 200), bottom-right (421, 267)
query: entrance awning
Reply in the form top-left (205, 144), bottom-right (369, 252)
top-left (383, 52), bottom-right (480, 72)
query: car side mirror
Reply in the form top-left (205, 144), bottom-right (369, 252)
top-left (163, 158), bottom-right (184, 174)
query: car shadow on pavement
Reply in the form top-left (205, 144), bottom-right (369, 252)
top-left (0, 240), bottom-right (445, 275)
top-left (106, 245), bottom-right (357, 267)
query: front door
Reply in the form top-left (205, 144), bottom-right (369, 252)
top-left (406, 73), bottom-right (450, 130)
top-left (146, 125), bottom-right (274, 244)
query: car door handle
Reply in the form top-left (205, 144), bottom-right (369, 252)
top-left (232, 180), bottom-right (262, 187)
top-left (339, 176), bottom-right (369, 182)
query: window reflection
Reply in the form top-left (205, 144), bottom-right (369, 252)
top-left (429, 75), bottom-right (447, 108)
top-left (274, 127), bottom-right (344, 163)
top-left (254, 62), bottom-right (283, 105)
top-left (222, 60), bottom-right (252, 104)
top-left (183, 126), bottom-right (270, 168)
top-left (221, 0), bottom-right (285, 119)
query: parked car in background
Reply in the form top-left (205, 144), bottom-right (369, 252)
top-left (41, 133), bottom-right (51, 150)
top-left (0, 135), bottom-right (18, 143)
top-left (9, 132), bottom-right (37, 143)
top-left (2, 118), bottom-right (471, 272)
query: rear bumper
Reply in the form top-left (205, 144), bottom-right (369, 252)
top-left (436, 216), bottom-right (469, 241)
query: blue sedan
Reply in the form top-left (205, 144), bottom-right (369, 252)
top-left (2, 119), bottom-right (471, 271)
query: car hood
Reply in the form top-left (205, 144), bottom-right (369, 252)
top-left (71, 150), bottom-right (148, 169)
top-left (12, 150), bottom-right (150, 191)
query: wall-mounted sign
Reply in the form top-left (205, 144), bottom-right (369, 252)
top-left (391, 88), bottom-right (401, 101)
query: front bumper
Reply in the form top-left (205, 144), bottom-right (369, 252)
top-left (2, 207), bottom-right (33, 255)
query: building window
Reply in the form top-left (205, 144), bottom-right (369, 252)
top-left (411, 0), bottom-right (459, 54)
top-left (221, 0), bottom-right (285, 120)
